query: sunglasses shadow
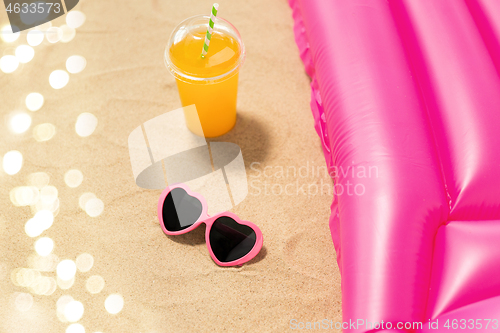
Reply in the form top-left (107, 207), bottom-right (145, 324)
top-left (164, 224), bottom-right (268, 266)
top-left (244, 245), bottom-right (267, 266)
top-left (164, 224), bottom-right (207, 246)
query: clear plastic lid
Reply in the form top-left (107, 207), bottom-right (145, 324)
top-left (164, 15), bottom-right (245, 83)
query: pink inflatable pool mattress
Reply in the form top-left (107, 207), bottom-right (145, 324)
top-left (289, 0), bottom-right (500, 330)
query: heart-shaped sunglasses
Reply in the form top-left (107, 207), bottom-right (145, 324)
top-left (157, 183), bottom-right (263, 266)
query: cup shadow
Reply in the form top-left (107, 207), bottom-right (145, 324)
top-left (207, 111), bottom-right (271, 170)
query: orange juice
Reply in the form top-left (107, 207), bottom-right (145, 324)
top-left (165, 16), bottom-right (245, 138)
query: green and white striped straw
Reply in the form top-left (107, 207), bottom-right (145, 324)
top-left (201, 3), bottom-right (219, 58)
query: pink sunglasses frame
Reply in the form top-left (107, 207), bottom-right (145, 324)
top-left (157, 183), bottom-right (263, 266)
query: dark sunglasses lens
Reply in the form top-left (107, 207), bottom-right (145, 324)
top-left (209, 216), bottom-right (257, 263)
top-left (162, 188), bottom-right (203, 232)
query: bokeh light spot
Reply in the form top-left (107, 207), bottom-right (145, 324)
top-left (14, 293), bottom-right (33, 312)
top-left (3, 150), bottom-right (23, 175)
top-left (10, 186), bottom-right (39, 206)
top-left (1, 25), bottom-right (20, 42)
top-left (64, 300), bottom-right (84, 322)
top-left (64, 169), bottom-right (83, 188)
top-left (105, 294), bottom-right (124, 314)
top-left (49, 70), bottom-right (70, 89)
top-left (0, 55), bottom-right (19, 73)
top-left (60, 24), bottom-right (76, 43)
top-left (10, 268), bottom-right (22, 286)
top-left (66, 323), bottom-right (86, 333)
top-left (15, 45), bottom-right (35, 63)
top-left (66, 11), bottom-right (86, 29)
top-left (33, 123), bottom-right (56, 142)
top-left (46, 27), bottom-right (63, 43)
top-left (66, 55), bottom-right (86, 74)
top-left (75, 113), bottom-right (98, 137)
top-left (10, 113), bottom-right (32, 134)
top-left (40, 185), bottom-right (58, 204)
top-left (85, 198), bottom-right (104, 217)
top-left (36, 209), bottom-right (54, 230)
top-left (57, 295), bottom-right (73, 322)
top-left (26, 92), bottom-right (44, 111)
top-left (35, 237), bottom-right (54, 256)
top-left (76, 253), bottom-right (93, 272)
top-left (44, 277), bottom-right (57, 295)
top-left (28, 172), bottom-right (50, 188)
top-left (33, 196), bottom-right (60, 216)
top-left (27, 29), bottom-right (44, 46)
top-left (86, 275), bottom-right (105, 294)
top-left (25, 210), bottom-right (53, 237)
top-left (57, 276), bottom-right (75, 290)
top-left (25, 218), bottom-right (44, 237)
top-left (79, 193), bottom-right (96, 210)
top-left (15, 268), bottom-right (40, 287)
top-left (30, 276), bottom-right (53, 295)
top-left (57, 260), bottom-right (77, 281)
top-left (28, 253), bottom-right (59, 272)
top-left (57, 295), bottom-right (74, 311)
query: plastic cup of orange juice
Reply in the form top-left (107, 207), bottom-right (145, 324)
top-left (164, 15), bottom-right (245, 138)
